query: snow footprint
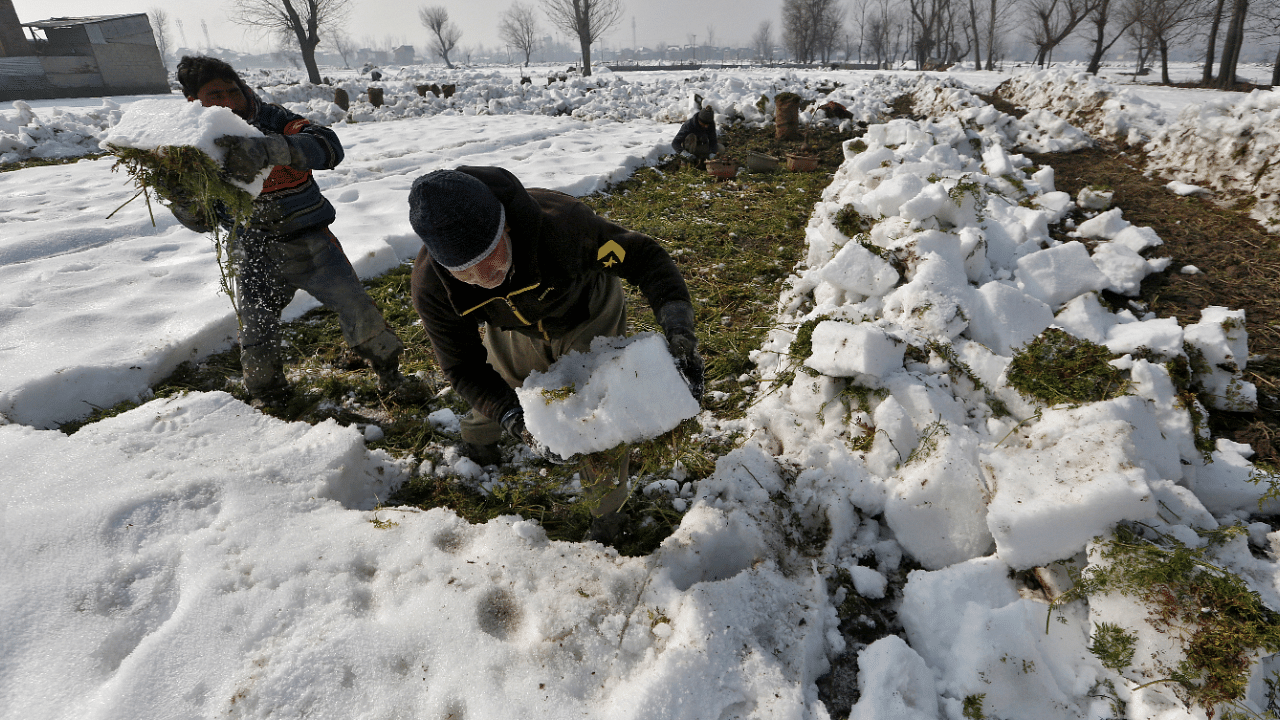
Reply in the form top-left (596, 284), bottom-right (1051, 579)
top-left (335, 188), bottom-right (359, 203)
top-left (475, 587), bottom-right (521, 640)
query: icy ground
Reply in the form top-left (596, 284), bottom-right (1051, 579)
top-left (2, 63), bottom-right (1280, 720)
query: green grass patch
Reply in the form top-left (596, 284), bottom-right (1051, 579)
top-left (1055, 523), bottom-right (1280, 716)
top-left (1006, 328), bottom-right (1128, 405)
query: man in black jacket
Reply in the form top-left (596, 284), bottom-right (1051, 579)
top-left (672, 104), bottom-right (723, 161)
top-left (408, 166), bottom-right (703, 466)
top-left (169, 56), bottom-right (404, 407)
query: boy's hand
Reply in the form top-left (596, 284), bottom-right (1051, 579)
top-left (215, 135), bottom-right (292, 182)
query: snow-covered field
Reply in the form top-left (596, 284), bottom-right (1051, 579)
top-left (2, 62), bottom-right (1279, 720)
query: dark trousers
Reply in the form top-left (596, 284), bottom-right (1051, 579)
top-left (234, 226), bottom-right (402, 396)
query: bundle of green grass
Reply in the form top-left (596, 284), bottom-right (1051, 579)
top-left (101, 98), bottom-right (262, 229)
top-left (101, 99), bottom-right (263, 300)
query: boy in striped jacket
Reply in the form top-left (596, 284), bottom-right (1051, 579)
top-left (169, 56), bottom-right (404, 407)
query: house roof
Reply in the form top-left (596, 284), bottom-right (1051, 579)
top-left (22, 14), bottom-right (144, 30)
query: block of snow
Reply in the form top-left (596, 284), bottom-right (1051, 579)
top-left (804, 321), bottom-right (905, 378)
top-left (100, 98), bottom-right (267, 194)
top-left (1075, 207), bottom-right (1127, 239)
top-left (983, 407), bottom-right (1157, 569)
top-left (1090, 241), bottom-right (1153, 295)
top-left (862, 173), bottom-right (927, 219)
top-left (1111, 224), bottom-right (1163, 253)
top-left (1053, 293), bottom-right (1116, 344)
top-left (982, 144), bottom-right (1014, 177)
top-left (1195, 439), bottom-right (1278, 515)
top-left (1104, 316), bottom-right (1184, 358)
top-left (939, 599), bottom-right (1097, 720)
top-left (967, 281), bottom-right (1054, 356)
top-left (1015, 241), bottom-right (1109, 307)
top-left (818, 240), bottom-right (899, 297)
top-left (1077, 187), bottom-right (1113, 210)
top-left (849, 636), bottom-right (939, 720)
top-left (846, 565), bottom-right (888, 599)
top-left (899, 557), bottom-right (1020, 666)
top-left (1167, 180), bottom-right (1209, 197)
top-left (517, 333), bottom-right (699, 458)
top-left (885, 425), bottom-right (994, 570)
top-left (1185, 307), bottom-right (1257, 412)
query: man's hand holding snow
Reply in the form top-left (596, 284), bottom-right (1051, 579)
top-left (660, 301), bottom-right (704, 402)
top-left (215, 134), bottom-right (296, 182)
top-left (500, 407), bottom-right (576, 465)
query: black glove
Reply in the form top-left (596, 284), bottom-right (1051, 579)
top-left (214, 134), bottom-right (294, 183)
top-left (500, 407), bottom-right (575, 465)
top-left (659, 301), bottom-right (705, 401)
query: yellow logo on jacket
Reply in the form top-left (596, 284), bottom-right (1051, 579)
top-left (597, 241), bottom-right (626, 268)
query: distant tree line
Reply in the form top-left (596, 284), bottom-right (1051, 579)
top-left (778, 0), bottom-right (1276, 85)
top-left (153, 0), bottom-right (1277, 87)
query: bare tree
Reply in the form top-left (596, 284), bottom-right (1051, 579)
top-left (1125, 8), bottom-right (1156, 73)
top-left (907, 0), bottom-right (972, 68)
top-left (541, 0), bottom-right (625, 76)
top-left (752, 20), bottom-right (775, 62)
top-left (232, 0), bottom-right (350, 84)
top-left (1255, 0), bottom-right (1280, 84)
top-left (1081, 0), bottom-right (1139, 73)
top-left (963, 0), bottom-right (984, 69)
top-left (1201, 0), bottom-right (1229, 81)
top-left (328, 30), bottom-right (355, 68)
top-left (500, 2), bottom-right (541, 66)
top-left (147, 8), bottom-right (171, 66)
top-left (1141, 0), bottom-right (1205, 83)
top-left (783, 0), bottom-right (845, 63)
top-left (419, 6), bottom-right (462, 68)
top-left (1023, 0), bottom-right (1104, 66)
top-left (865, 0), bottom-right (904, 67)
top-left (1214, 0), bottom-right (1249, 86)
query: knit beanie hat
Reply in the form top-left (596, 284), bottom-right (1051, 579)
top-left (698, 104), bottom-right (714, 123)
top-left (408, 170), bottom-right (507, 271)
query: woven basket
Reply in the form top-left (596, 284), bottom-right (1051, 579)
top-left (745, 151), bottom-right (779, 172)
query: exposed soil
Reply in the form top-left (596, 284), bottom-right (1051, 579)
top-left (1024, 145), bottom-right (1280, 466)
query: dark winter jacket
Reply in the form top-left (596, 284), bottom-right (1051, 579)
top-left (410, 166), bottom-right (693, 423)
top-left (672, 114), bottom-right (717, 154)
top-left (172, 86), bottom-right (343, 241)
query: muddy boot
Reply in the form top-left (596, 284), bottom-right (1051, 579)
top-left (584, 511), bottom-right (629, 545)
top-left (241, 343), bottom-right (288, 407)
top-left (372, 356), bottom-right (407, 393)
top-left (460, 441), bottom-right (503, 467)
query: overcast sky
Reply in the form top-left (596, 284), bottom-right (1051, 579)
top-left (13, 0), bottom-right (788, 55)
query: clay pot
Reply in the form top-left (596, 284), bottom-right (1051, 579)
top-left (786, 153), bottom-right (819, 172)
top-left (706, 159), bottom-right (737, 179)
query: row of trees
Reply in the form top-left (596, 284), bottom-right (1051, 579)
top-left (155, 0), bottom-right (1274, 86)
top-left (781, 0), bottom-right (1273, 86)
top-left (194, 0), bottom-right (626, 81)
